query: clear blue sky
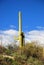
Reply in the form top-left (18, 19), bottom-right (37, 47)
top-left (0, 0), bottom-right (44, 32)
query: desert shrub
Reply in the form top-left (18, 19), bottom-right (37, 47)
top-left (27, 56), bottom-right (44, 65)
top-left (0, 56), bottom-right (19, 65)
top-left (0, 42), bottom-right (43, 65)
top-left (24, 43), bottom-right (43, 59)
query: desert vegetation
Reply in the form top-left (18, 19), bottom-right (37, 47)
top-left (0, 42), bottom-right (44, 65)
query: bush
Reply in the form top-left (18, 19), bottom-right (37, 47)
top-left (25, 43), bottom-right (43, 59)
top-left (27, 56), bottom-right (44, 65)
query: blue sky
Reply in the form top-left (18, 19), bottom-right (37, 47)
top-left (0, 0), bottom-right (44, 32)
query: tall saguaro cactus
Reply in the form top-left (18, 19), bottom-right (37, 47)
top-left (19, 11), bottom-right (25, 48)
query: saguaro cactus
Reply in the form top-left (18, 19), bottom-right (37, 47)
top-left (19, 11), bottom-right (25, 48)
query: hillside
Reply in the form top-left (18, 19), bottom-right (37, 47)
top-left (0, 42), bottom-right (44, 65)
